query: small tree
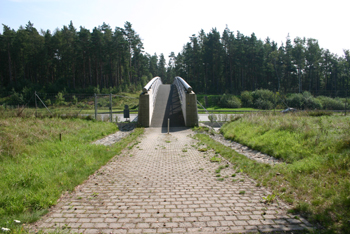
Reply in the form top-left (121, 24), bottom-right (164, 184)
top-left (72, 95), bottom-right (78, 105)
top-left (208, 114), bottom-right (217, 123)
top-left (55, 92), bottom-right (66, 106)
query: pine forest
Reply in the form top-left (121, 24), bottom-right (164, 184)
top-left (1, 21), bottom-right (350, 101)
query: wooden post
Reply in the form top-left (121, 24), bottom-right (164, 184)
top-left (345, 90), bottom-right (348, 116)
top-left (274, 90), bottom-right (276, 114)
top-left (109, 93), bottom-right (113, 122)
top-left (168, 118), bottom-right (170, 134)
top-left (94, 93), bottom-right (97, 120)
top-left (35, 91), bottom-right (37, 117)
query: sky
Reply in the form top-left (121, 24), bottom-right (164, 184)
top-left (1, 0), bottom-right (349, 62)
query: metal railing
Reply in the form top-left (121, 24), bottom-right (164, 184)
top-left (142, 76), bottom-right (162, 109)
top-left (174, 76), bottom-right (192, 105)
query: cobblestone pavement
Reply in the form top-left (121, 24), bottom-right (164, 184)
top-left (92, 123), bottom-right (136, 146)
top-left (34, 128), bottom-right (312, 233)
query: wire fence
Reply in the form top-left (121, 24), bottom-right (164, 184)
top-left (0, 92), bottom-right (139, 122)
top-left (1, 90), bottom-right (349, 122)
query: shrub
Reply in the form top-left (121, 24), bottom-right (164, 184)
top-left (252, 89), bottom-right (274, 103)
top-left (252, 89), bottom-right (275, 109)
top-left (241, 91), bottom-right (253, 107)
top-left (317, 96), bottom-right (344, 110)
top-left (101, 87), bottom-right (110, 94)
top-left (55, 92), bottom-right (66, 106)
top-left (308, 110), bottom-right (333, 117)
top-left (219, 94), bottom-right (241, 108)
top-left (208, 114), bottom-right (217, 123)
top-left (123, 84), bottom-right (130, 93)
top-left (302, 91), bottom-right (323, 110)
top-left (77, 102), bottom-right (87, 108)
top-left (254, 98), bottom-right (273, 110)
top-left (208, 96), bottom-right (221, 107)
top-left (45, 99), bottom-right (52, 106)
top-left (286, 91), bottom-right (323, 110)
top-left (7, 89), bottom-right (24, 105)
top-left (93, 85), bottom-right (100, 94)
top-left (72, 95), bottom-right (78, 105)
top-left (286, 93), bottom-right (304, 109)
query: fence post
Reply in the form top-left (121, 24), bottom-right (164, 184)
top-left (109, 93), bottom-right (113, 122)
top-left (35, 91), bottom-right (37, 117)
top-left (346, 90), bottom-right (348, 116)
top-left (274, 89), bottom-right (276, 114)
top-left (94, 93), bottom-right (97, 120)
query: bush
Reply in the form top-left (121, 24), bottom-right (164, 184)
top-left (45, 99), bottom-right (52, 106)
top-left (72, 95), bottom-right (78, 105)
top-left (77, 102), bottom-right (87, 108)
top-left (252, 89), bottom-right (275, 109)
top-left (219, 94), bottom-right (241, 108)
top-left (317, 96), bottom-right (344, 110)
top-left (308, 110), bottom-right (333, 117)
top-left (122, 84), bottom-right (130, 93)
top-left (55, 92), bottom-right (66, 106)
top-left (301, 91), bottom-right (323, 110)
top-left (208, 114), bottom-right (217, 123)
top-left (254, 98), bottom-right (273, 110)
top-left (241, 91), bottom-right (253, 107)
top-left (93, 85), bottom-right (100, 94)
top-left (252, 89), bottom-right (274, 103)
top-left (286, 92), bottom-right (322, 110)
top-left (7, 89), bottom-right (24, 105)
top-left (286, 93), bottom-right (303, 109)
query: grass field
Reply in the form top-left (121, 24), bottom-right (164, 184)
top-left (0, 114), bottom-right (143, 232)
top-left (195, 112), bottom-right (350, 233)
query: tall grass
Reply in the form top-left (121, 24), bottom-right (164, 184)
top-left (0, 115), bottom-right (143, 231)
top-left (215, 113), bottom-right (350, 233)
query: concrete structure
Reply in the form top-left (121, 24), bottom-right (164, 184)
top-left (138, 77), bottom-right (162, 127)
top-left (173, 76), bottom-right (198, 127)
top-left (138, 76), bottom-right (198, 128)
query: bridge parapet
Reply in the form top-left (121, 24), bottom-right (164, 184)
top-left (174, 76), bottom-right (198, 127)
top-left (138, 77), bottom-right (162, 127)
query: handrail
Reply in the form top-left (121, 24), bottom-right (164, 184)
top-left (142, 76), bottom-right (162, 113)
top-left (174, 76), bottom-right (192, 93)
top-left (174, 78), bottom-right (183, 105)
top-left (143, 76), bottom-right (162, 93)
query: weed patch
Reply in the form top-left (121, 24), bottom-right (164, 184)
top-left (210, 156), bottom-right (221, 163)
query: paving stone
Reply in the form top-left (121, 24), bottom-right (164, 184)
top-left (33, 128), bottom-right (311, 233)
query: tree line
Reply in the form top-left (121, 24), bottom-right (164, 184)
top-left (172, 27), bottom-right (350, 97)
top-left (1, 21), bottom-right (350, 99)
top-left (0, 21), bottom-right (171, 96)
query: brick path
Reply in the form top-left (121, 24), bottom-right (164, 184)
top-left (35, 128), bottom-right (312, 233)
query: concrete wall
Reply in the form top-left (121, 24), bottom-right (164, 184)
top-left (181, 91), bottom-right (198, 127)
top-left (138, 89), bottom-right (153, 127)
